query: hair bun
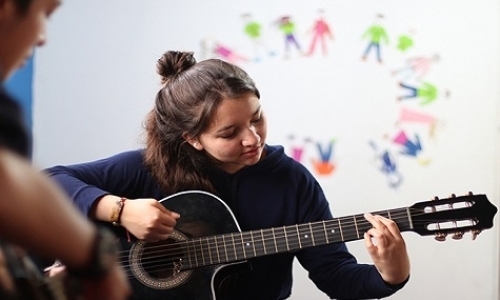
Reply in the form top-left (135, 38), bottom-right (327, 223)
top-left (157, 51), bottom-right (196, 84)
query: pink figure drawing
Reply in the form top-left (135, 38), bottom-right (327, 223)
top-left (306, 9), bottom-right (334, 57)
top-left (200, 37), bottom-right (248, 64)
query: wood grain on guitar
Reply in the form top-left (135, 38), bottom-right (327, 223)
top-left (115, 190), bottom-right (497, 300)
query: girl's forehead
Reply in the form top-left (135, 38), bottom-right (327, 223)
top-left (208, 96), bottom-right (260, 126)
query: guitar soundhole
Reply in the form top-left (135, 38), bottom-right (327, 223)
top-left (129, 230), bottom-right (193, 290)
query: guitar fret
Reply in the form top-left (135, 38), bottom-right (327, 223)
top-left (284, 227), bottom-right (290, 251)
top-left (271, 228), bottom-right (278, 253)
top-left (250, 232), bottom-right (257, 256)
top-left (231, 233), bottom-right (239, 261)
top-left (206, 237), bottom-right (213, 265)
top-left (214, 236), bottom-right (222, 263)
top-left (239, 234), bottom-right (245, 258)
top-left (308, 223), bottom-right (316, 246)
top-left (222, 234), bottom-right (229, 263)
top-left (406, 207), bottom-right (413, 229)
top-left (338, 219), bottom-right (344, 241)
top-left (295, 225), bottom-right (302, 249)
top-left (199, 238), bottom-right (207, 265)
top-left (235, 233), bottom-right (245, 259)
top-left (353, 216), bottom-right (360, 239)
top-left (252, 229), bottom-right (266, 257)
top-left (261, 229), bottom-right (267, 255)
top-left (322, 221), bottom-right (329, 243)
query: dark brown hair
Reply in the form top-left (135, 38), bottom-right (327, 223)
top-left (13, 0), bottom-right (33, 14)
top-left (144, 51), bottom-right (260, 195)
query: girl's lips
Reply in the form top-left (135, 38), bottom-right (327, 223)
top-left (242, 146), bottom-right (261, 157)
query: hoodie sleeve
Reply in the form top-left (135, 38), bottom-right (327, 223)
top-left (44, 149), bottom-right (160, 216)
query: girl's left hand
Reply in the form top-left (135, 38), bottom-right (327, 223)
top-left (363, 213), bottom-right (410, 285)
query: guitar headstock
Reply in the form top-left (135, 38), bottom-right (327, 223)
top-left (409, 192), bottom-right (497, 240)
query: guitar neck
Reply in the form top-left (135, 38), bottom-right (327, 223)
top-left (183, 207), bottom-right (412, 269)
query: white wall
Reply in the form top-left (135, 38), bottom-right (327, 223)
top-left (33, 1), bottom-right (500, 299)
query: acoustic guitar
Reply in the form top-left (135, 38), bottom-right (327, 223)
top-left (117, 190), bottom-right (497, 300)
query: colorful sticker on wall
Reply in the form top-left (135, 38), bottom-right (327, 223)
top-left (391, 54), bottom-right (440, 80)
top-left (200, 37), bottom-right (249, 64)
top-left (275, 15), bottom-right (304, 59)
top-left (241, 13), bottom-right (276, 62)
top-left (395, 28), bottom-right (416, 52)
top-left (397, 81), bottom-right (438, 105)
top-left (305, 8), bottom-right (335, 57)
top-left (193, 7), bottom-right (452, 190)
top-left (361, 13), bottom-right (389, 64)
top-left (287, 135), bottom-right (336, 176)
top-left (369, 140), bottom-right (403, 189)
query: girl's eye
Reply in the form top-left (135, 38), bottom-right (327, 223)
top-left (251, 116), bottom-right (262, 124)
top-left (220, 131), bottom-right (236, 139)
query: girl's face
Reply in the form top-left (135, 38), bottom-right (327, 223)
top-left (0, 0), bottom-right (61, 81)
top-left (195, 92), bottom-right (267, 174)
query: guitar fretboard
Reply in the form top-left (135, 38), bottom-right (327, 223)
top-left (182, 207), bottom-right (412, 269)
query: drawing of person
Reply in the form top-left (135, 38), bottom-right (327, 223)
top-left (200, 37), bottom-right (249, 64)
top-left (306, 9), bottom-right (334, 57)
top-left (397, 81), bottom-right (438, 105)
top-left (392, 54), bottom-right (440, 80)
top-left (361, 14), bottom-right (389, 63)
top-left (241, 13), bottom-right (275, 62)
top-left (275, 15), bottom-right (303, 59)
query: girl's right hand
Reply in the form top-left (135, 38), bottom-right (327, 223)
top-left (119, 198), bottom-right (180, 242)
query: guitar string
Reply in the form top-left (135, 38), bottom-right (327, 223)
top-left (118, 215), bottom-right (476, 270)
top-left (116, 208), bottom-right (479, 278)
top-left (118, 208), bottom-right (477, 268)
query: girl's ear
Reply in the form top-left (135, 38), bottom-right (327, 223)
top-left (182, 133), bottom-right (203, 151)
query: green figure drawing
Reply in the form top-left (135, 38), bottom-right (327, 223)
top-left (276, 15), bottom-right (303, 59)
top-left (398, 82), bottom-right (438, 105)
top-left (361, 14), bottom-right (389, 63)
top-left (242, 13), bottom-right (275, 62)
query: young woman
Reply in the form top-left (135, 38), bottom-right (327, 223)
top-left (0, 0), bottom-right (130, 298)
top-left (47, 51), bottom-right (410, 300)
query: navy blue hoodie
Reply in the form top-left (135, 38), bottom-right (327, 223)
top-left (46, 145), bottom-right (407, 300)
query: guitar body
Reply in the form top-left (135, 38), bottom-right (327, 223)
top-left (119, 191), bottom-right (249, 300)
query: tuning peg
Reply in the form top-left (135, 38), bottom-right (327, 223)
top-left (434, 232), bottom-right (446, 242)
top-left (452, 231), bottom-right (464, 240)
top-left (471, 229), bottom-right (481, 240)
top-left (466, 191), bottom-right (481, 240)
top-left (432, 196), bottom-right (447, 241)
top-left (446, 194), bottom-right (466, 240)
